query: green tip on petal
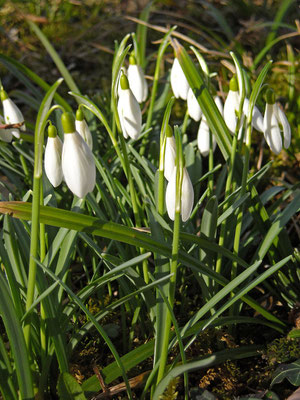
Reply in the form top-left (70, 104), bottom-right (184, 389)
top-left (229, 75), bottom-right (238, 92)
top-left (61, 112), bottom-right (75, 134)
top-left (76, 108), bottom-right (84, 121)
top-left (120, 73), bottom-right (130, 90)
top-left (129, 54), bottom-right (136, 65)
top-left (265, 88), bottom-right (275, 104)
top-left (0, 89), bottom-right (8, 102)
top-left (48, 124), bottom-right (57, 138)
top-left (166, 125), bottom-right (173, 138)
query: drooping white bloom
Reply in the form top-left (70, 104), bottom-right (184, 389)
top-left (243, 98), bottom-right (264, 133)
top-left (197, 96), bottom-right (222, 156)
top-left (263, 90), bottom-right (291, 155)
top-left (170, 57), bottom-right (189, 100)
top-left (224, 76), bottom-right (239, 134)
top-left (75, 109), bottom-right (93, 150)
top-left (166, 166), bottom-right (194, 222)
top-left (187, 87), bottom-right (202, 122)
top-left (44, 125), bottom-right (63, 187)
top-left (118, 73), bottom-right (142, 140)
top-left (61, 112), bottom-right (96, 198)
top-left (1, 89), bottom-right (25, 139)
top-left (0, 116), bottom-right (13, 142)
top-left (127, 55), bottom-right (148, 103)
top-left (164, 129), bottom-right (176, 181)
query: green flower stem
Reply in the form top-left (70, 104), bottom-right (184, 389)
top-left (140, 27), bottom-right (176, 156)
top-left (157, 126), bottom-right (183, 383)
top-left (24, 79), bottom-right (64, 349)
top-left (181, 109), bottom-right (189, 135)
top-left (208, 131), bottom-right (214, 195)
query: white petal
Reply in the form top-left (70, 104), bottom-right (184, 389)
top-left (224, 90), bottom-right (239, 134)
top-left (165, 167), bottom-right (194, 222)
top-left (170, 58), bottom-right (189, 100)
top-left (128, 64), bottom-right (148, 103)
top-left (44, 136), bottom-right (63, 187)
top-left (3, 98), bottom-right (24, 125)
top-left (274, 104), bottom-right (291, 149)
top-left (187, 88), bottom-right (202, 121)
top-left (75, 119), bottom-right (93, 150)
top-left (197, 117), bottom-right (211, 157)
top-left (62, 131), bottom-right (96, 198)
top-left (165, 167), bottom-right (177, 221)
top-left (243, 98), bottom-right (264, 132)
top-left (164, 135), bottom-right (176, 181)
top-left (214, 96), bottom-right (224, 116)
top-left (263, 103), bottom-right (282, 154)
top-left (118, 89), bottom-right (142, 140)
top-left (117, 97), bottom-right (128, 139)
top-left (181, 168), bottom-right (194, 222)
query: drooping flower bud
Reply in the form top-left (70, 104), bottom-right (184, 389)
top-left (166, 166), bottom-right (194, 222)
top-left (44, 124), bottom-right (63, 187)
top-left (1, 88), bottom-right (25, 138)
top-left (75, 108), bottom-right (93, 150)
top-left (187, 87), bottom-right (202, 122)
top-left (118, 72), bottom-right (142, 140)
top-left (223, 75), bottom-right (239, 134)
top-left (61, 112), bottom-right (96, 198)
top-left (127, 54), bottom-right (148, 103)
top-left (164, 125), bottom-right (176, 181)
top-left (170, 57), bottom-right (189, 100)
top-left (263, 89), bottom-right (291, 154)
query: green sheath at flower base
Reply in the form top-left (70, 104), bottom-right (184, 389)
top-left (229, 75), bottom-right (238, 92)
top-left (0, 89), bottom-right (8, 101)
top-left (129, 54), bottom-right (137, 65)
top-left (61, 112), bottom-right (75, 134)
top-left (120, 73), bottom-right (130, 90)
top-left (48, 124), bottom-right (57, 138)
top-left (265, 88), bottom-right (275, 104)
top-left (166, 124), bottom-right (173, 138)
top-left (76, 108), bottom-right (84, 121)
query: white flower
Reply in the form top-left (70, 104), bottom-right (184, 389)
top-left (243, 98), bottom-right (264, 133)
top-left (263, 97), bottom-right (291, 155)
top-left (166, 167), bottom-right (194, 222)
top-left (44, 128), bottom-right (63, 187)
top-left (187, 88), bottom-right (202, 122)
top-left (164, 133), bottom-right (176, 181)
top-left (197, 96), bottom-right (221, 156)
top-left (1, 89), bottom-right (25, 139)
top-left (0, 116), bottom-right (13, 142)
top-left (61, 112), bottom-right (96, 198)
top-left (118, 73), bottom-right (142, 140)
top-left (224, 79), bottom-right (239, 134)
top-left (170, 58), bottom-right (189, 100)
top-left (75, 109), bottom-right (93, 150)
top-left (127, 55), bottom-right (148, 103)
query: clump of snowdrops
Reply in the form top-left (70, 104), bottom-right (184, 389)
top-left (0, 18), bottom-right (299, 400)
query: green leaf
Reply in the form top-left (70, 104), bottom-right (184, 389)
top-left (271, 359), bottom-right (300, 387)
top-left (0, 272), bottom-right (34, 399)
top-left (57, 373), bottom-right (87, 400)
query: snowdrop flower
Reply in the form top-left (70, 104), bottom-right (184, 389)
top-left (263, 89), bottom-right (291, 155)
top-left (166, 166), bottom-right (194, 222)
top-left (242, 98), bottom-right (264, 133)
top-left (0, 115), bottom-right (13, 142)
top-left (75, 108), bottom-right (93, 150)
top-left (44, 124), bottom-right (63, 187)
top-left (170, 57), bottom-right (189, 100)
top-left (61, 112), bottom-right (96, 198)
top-left (118, 72), bottom-right (142, 140)
top-left (164, 125), bottom-right (176, 181)
top-left (0, 88), bottom-right (25, 138)
top-left (187, 87), bottom-right (202, 122)
top-left (223, 76), bottom-right (239, 134)
top-left (197, 96), bottom-right (222, 156)
top-left (127, 54), bottom-right (148, 103)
